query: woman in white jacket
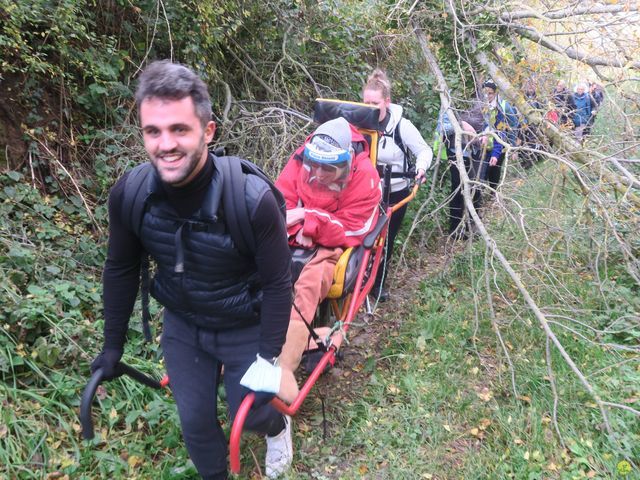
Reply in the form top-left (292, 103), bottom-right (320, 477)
top-left (363, 69), bottom-right (433, 301)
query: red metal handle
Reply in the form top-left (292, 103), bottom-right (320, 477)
top-left (229, 392), bottom-right (255, 474)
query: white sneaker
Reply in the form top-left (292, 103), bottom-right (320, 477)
top-left (265, 415), bottom-right (293, 478)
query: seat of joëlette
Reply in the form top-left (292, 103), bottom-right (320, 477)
top-left (290, 246), bottom-right (365, 300)
top-left (289, 98), bottom-right (384, 299)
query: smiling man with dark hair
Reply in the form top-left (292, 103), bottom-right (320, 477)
top-left (91, 60), bottom-right (293, 480)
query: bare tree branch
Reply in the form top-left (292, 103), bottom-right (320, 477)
top-left (474, 51), bottom-right (640, 207)
top-left (507, 24), bottom-right (640, 70)
top-left (502, 3), bottom-right (639, 21)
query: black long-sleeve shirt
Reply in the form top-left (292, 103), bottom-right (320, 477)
top-left (102, 156), bottom-right (292, 359)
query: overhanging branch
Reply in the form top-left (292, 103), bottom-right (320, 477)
top-left (510, 24), bottom-right (640, 70)
top-left (473, 50), bottom-right (640, 207)
top-left (502, 4), bottom-right (639, 21)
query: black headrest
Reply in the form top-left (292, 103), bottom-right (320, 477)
top-left (314, 99), bottom-right (381, 131)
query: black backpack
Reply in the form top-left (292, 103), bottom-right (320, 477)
top-left (121, 152), bottom-right (286, 341)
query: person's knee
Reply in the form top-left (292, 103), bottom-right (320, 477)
top-left (178, 402), bottom-right (216, 442)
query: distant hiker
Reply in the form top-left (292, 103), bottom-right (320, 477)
top-left (590, 81), bottom-right (604, 107)
top-left (571, 82), bottom-right (596, 141)
top-left (520, 83), bottom-right (544, 168)
top-left (479, 80), bottom-right (520, 192)
top-left (362, 68), bottom-right (433, 301)
top-left (435, 104), bottom-right (484, 238)
top-left (585, 82), bottom-right (604, 135)
top-left (551, 80), bottom-right (575, 127)
top-left (276, 117), bottom-right (381, 373)
top-left (91, 60), bottom-right (294, 479)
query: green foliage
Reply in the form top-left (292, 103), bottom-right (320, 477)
top-left (0, 0), bottom-right (131, 122)
top-left (291, 256), bottom-right (638, 478)
top-left (0, 170), bottom-right (104, 378)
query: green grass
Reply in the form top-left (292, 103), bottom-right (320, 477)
top-left (287, 271), bottom-right (637, 479)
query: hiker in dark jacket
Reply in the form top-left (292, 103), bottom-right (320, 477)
top-left (479, 80), bottom-right (520, 192)
top-left (91, 60), bottom-right (294, 480)
top-left (435, 104), bottom-right (483, 237)
top-left (585, 82), bottom-right (604, 135)
top-left (552, 80), bottom-right (575, 127)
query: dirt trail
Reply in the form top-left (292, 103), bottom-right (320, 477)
top-left (287, 237), bottom-right (465, 475)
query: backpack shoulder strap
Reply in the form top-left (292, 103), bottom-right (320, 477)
top-left (122, 162), bottom-right (154, 237)
top-left (238, 158), bottom-right (287, 221)
top-left (120, 162), bottom-right (155, 342)
top-left (392, 119), bottom-right (414, 174)
top-left (215, 155), bottom-right (253, 257)
top-left (215, 155), bottom-right (287, 257)
top-left (393, 120), bottom-right (408, 156)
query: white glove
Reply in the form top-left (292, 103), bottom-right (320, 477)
top-left (240, 354), bottom-right (282, 394)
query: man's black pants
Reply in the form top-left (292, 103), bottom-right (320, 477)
top-left (162, 310), bottom-right (285, 479)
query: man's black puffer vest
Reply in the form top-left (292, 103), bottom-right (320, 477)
top-left (139, 165), bottom-right (266, 330)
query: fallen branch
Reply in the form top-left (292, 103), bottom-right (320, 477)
top-left (413, 21), bottom-right (615, 438)
top-left (474, 50), bottom-right (640, 207)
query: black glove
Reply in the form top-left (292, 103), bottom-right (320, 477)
top-left (90, 348), bottom-right (123, 381)
top-left (241, 387), bottom-right (275, 410)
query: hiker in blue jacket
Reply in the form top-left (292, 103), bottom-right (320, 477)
top-left (571, 82), bottom-right (596, 141)
top-left (479, 80), bottom-right (520, 192)
top-left (90, 60), bottom-right (294, 479)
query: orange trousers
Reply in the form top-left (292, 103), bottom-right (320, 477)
top-left (278, 247), bottom-right (343, 371)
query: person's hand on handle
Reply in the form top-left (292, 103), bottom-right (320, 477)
top-left (240, 355), bottom-right (282, 409)
top-left (90, 348), bottom-right (123, 381)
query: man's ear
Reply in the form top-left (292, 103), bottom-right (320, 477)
top-left (205, 121), bottom-right (216, 143)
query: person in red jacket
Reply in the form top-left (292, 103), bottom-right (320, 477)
top-left (276, 117), bottom-right (381, 372)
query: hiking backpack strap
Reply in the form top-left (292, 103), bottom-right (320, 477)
top-left (393, 121), bottom-right (409, 164)
top-left (214, 154), bottom-right (287, 257)
top-left (395, 120), bottom-right (414, 176)
top-left (122, 163), bottom-right (154, 237)
top-left (215, 155), bottom-right (254, 257)
top-left (121, 162), bottom-right (155, 342)
top-left (383, 119), bottom-right (415, 178)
